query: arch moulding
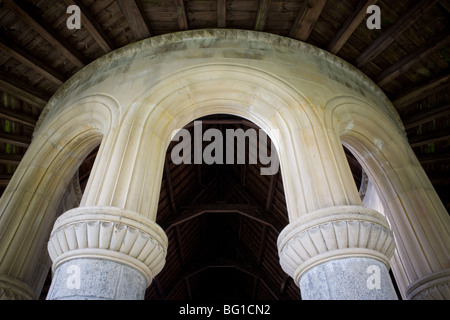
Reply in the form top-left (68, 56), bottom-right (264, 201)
top-left (0, 29), bottom-right (447, 300)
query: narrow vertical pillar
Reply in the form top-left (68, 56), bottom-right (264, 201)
top-left (277, 119), bottom-right (398, 299)
top-left (46, 207), bottom-right (167, 300)
top-left (44, 105), bottom-right (170, 300)
top-left (278, 206), bottom-right (398, 300)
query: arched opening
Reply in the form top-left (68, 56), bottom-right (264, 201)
top-left (136, 114), bottom-right (376, 300)
top-left (141, 114), bottom-right (300, 300)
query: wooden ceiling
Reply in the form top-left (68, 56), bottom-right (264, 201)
top-left (0, 0), bottom-right (448, 300)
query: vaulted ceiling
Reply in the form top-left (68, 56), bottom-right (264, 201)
top-left (0, 0), bottom-right (448, 300)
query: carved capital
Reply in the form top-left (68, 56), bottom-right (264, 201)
top-left (277, 206), bottom-right (395, 284)
top-left (0, 276), bottom-right (34, 300)
top-left (406, 269), bottom-right (450, 300)
top-left (48, 207), bottom-right (168, 285)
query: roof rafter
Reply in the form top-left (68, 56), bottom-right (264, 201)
top-left (0, 34), bottom-right (66, 85)
top-left (355, 0), bottom-right (439, 68)
top-left (162, 203), bottom-right (284, 233)
top-left (164, 156), bottom-right (177, 215)
top-left (117, 0), bottom-right (151, 41)
top-left (174, 0), bottom-right (189, 31)
top-left (0, 131), bottom-right (31, 148)
top-left (409, 127), bottom-right (450, 147)
top-left (392, 71), bottom-right (450, 110)
top-left (403, 103), bottom-right (450, 130)
top-left (0, 108), bottom-right (37, 128)
top-left (289, 0), bottom-right (327, 41)
top-left (255, 0), bottom-right (272, 31)
top-left (0, 77), bottom-right (50, 108)
top-left (4, 0), bottom-right (88, 69)
top-left (376, 32), bottom-right (450, 87)
top-left (217, 0), bottom-right (227, 28)
top-left (328, 0), bottom-right (378, 54)
top-left (265, 172), bottom-right (278, 212)
top-left (64, 0), bottom-right (115, 53)
top-left (0, 154), bottom-right (23, 166)
top-left (0, 175), bottom-right (13, 188)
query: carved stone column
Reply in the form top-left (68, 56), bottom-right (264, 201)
top-left (46, 206), bottom-right (167, 300)
top-left (406, 270), bottom-right (450, 300)
top-left (278, 205), bottom-right (398, 300)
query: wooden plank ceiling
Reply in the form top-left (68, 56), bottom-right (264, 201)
top-left (0, 0), bottom-right (448, 300)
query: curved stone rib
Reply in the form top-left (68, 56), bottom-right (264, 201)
top-left (36, 29), bottom-right (400, 133)
top-left (278, 206), bottom-right (395, 284)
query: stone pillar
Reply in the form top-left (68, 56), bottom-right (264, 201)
top-left (278, 206), bottom-right (398, 300)
top-left (46, 207), bottom-right (167, 300)
top-left (406, 270), bottom-right (450, 300)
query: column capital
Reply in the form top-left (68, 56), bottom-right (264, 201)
top-left (277, 205), bottom-right (396, 284)
top-left (47, 206), bottom-right (168, 286)
top-left (0, 276), bottom-right (34, 300)
top-left (406, 269), bottom-right (450, 300)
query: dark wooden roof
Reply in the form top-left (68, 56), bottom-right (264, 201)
top-left (0, 0), bottom-right (448, 300)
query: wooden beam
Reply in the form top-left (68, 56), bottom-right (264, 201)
top-left (438, 0), bottom-right (450, 13)
top-left (0, 154), bottom-right (23, 165)
top-left (117, 0), bottom-right (151, 41)
top-left (429, 176), bottom-right (450, 186)
top-left (265, 172), bottom-right (277, 212)
top-left (289, 0), bottom-right (327, 41)
top-left (255, 0), bottom-right (272, 31)
top-left (403, 104), bottom-right (450, 129)
top-left (64, 0), bottom-right (115, 53)
top-left (174, 225), bottom-right (185, 267)
top-left (167, 262), bottom-right (281, 300)
top-left (185, 278), bottom-right (192, 300)
top-left (355, 0), bottom-right (439, 68)
top-left (409, 127), bottom-right (450, 147)
top-left (0, 77), bottom-right (49, 108)
top-left (163, 203), bottom-right (284, 232)
top-left (0, 132), bottom-right (31, 148)
top-left (0, 108), bottom-right (37, 128)
top-left (256, 225), bottom-right (268, 264)
top-left (4, 0), bottom-right (88, 69)
top-left (0, 34), bottom-right (66, 85)
top-left (0, 175), bottom-right (13, 188)
top-left (174, 0), bottom-right (189, 31)
top-left (217, 0), bottom-right (226, 28)
top-left (164, 156), bottom-right (177, 215)
top-left (327, 0), bottom-right (378, 54)
top-left (418, 152), bottom-right (450, 164)
top-left (392, 72), bottom-right (450, 109)
top-left (376, 33), bottom-right (450, 87)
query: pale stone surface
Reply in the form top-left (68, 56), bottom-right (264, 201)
top-left (47, 206), bottom-right (168, 286)
top-left (299, 257), bottom-right (398, 300)
top-left (47, 258), bottom-right (147, 300)
top-left (0, 29), bottom-right (447, 299)
top-left (0, 276), bottom-right (34, 300)
top-left (406, 269), bottom-right (450, 300)
top-left (278, 205), bottom-right (396, 284)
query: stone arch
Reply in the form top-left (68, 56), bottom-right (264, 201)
top-left (325, 95), bottom-right (450, 299)
top-left (3, 29), bottom-right (442, 300)
top-left (129, 63), bottom-right (327, 221)
top-left (0, 95), bottom-right (118, 299)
